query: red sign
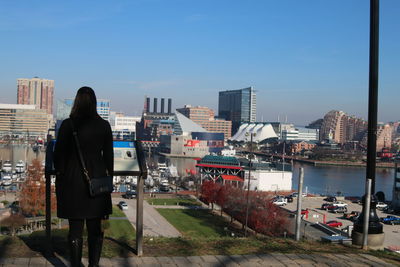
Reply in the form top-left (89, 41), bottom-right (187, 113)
top-left (184, 140), bottom-right (200, 147)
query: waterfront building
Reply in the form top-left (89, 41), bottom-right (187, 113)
top-left (196, 155), bottom-right (244, 185)
top-left (319, 110), bottom-right (367, 144)
top-left (176, 105), bottom-right (232, 139)
top-left (230, 123), bottom-right (278, 142)
top-left (242, 159), bottom-right (292, 192)
top-left (288, 140), bottom-right (317, 154)
top-left (281, 127), bottom-right (319, 141)
top-left (159, 112), bottom-right (225, 157)
top-left (0, 104), bottom-right (50, 139)
top-left (218, 87), bottom-right (256, 134)
top-left (112, 114), bottom-right (141, 140)
top-left (196, 155), bottom-right (292, 191)
top-left (361, 123), bottom-right (393, 151)
top-left (17, 77), bottom-right (54, 115)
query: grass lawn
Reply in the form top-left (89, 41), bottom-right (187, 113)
top-left (147, 198), bottom-right (201, 206)
top-left (111, 205), bottom-right (127, 217)
top-left (156, 209), bottom-right (241, 238)
top-left (104, 220), bottom-right (135, 241)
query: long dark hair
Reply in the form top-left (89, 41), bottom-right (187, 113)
top-left (70, 87), bottom-right (100, 119)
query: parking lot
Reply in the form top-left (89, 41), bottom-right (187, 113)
top-left (284, 197), bottom-right (400, 249)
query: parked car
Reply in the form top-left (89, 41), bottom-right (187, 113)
top-left (291, 192), bottom-right (307, 198)
top-left (323, 196), bottom-right (337, 202)
top-left (122, 191), bottom-right (136, 199)
top-left (321, 203), bottom-right (335, 210)
top-left (383, 206), bottom-right (395, 214)
top-left (273, 197), bottom-right (287, 206)
top-left (326, 220), bottom-right (343, 228)
top-left (285, 195), bottom-right (293, 203)
top-left (118, 201), bottom-right (128, 210)
top-left (345, 196), bottom-right (361, 204)
top-left (376, 202), bottom-right (388, 210)
top-left (330, 206), bottom-right (348, 213)
top-left (343, 211), bottom-right (360, 221)
top-left (380, 216), bottom-right (400, 225)
top-left (332, 201), bottom-right (348, 208)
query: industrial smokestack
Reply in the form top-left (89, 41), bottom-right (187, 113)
top-left (161, 98), bottom-right (165, 113)
top-left (153, 98), bottom-right (158, 113)
top-left (146, 97), bottom-right (150, 113)
top-left (168, 98), bottom-right (172, 114)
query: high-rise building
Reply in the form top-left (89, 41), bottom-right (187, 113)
top-left (17, 77), bottom-right (54, 115)
top-left (320, 110), bottom-right (367, 144)
top-left (176, 105), bottom-right (232, 139)
top-left (218, 87), bottom-right (256, 134)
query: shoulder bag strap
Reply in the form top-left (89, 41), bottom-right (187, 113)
top-left (70, 120), bottom-right (92, 185)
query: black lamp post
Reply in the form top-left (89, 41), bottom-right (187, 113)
top-left (353, 0), bottom-right (383, 241)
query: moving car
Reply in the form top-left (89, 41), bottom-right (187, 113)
top-left (326, 220), bottom-right (343, 228)
top-left (118, 201), bottom-right (128, 210)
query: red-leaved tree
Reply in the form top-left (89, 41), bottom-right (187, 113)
top-left (19, 159), bottom-right (57, 216)
top-left (201, 181), bottom-right (288, 236)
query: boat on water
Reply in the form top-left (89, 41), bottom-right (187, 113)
top-left (165, 164), bottom-right (178, 178)
top-left (1, 173), bottom-right (12, 186)
top-left (15, 160), bottom-right (26, 173)
top-left (157, 162), bottom-right (167, 172)
top-left (2, 161), bottom-right (12, 172)
top-left (159, 179), bottom-right (170, 192)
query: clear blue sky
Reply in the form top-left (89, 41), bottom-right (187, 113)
top-left (0, 0), bottom-right (399, 125)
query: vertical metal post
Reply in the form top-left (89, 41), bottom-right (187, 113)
top-left (353, 0), bottom-right (383, 241)
top-left (244, 133), bottom-right (253, 237)
top-left (44, 134), bottom-right (55, 256)
top-left (362, 179), bottom-right (372, 250)
top-left (136, 174), bottom-right (144, 256)
top-left (366, 0), bottom-right (379, 194)
top-left (295, 167), bottom-right (304, 241)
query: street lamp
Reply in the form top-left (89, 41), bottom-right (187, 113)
top-left (352, 0), bottom-right (384, 249)
top-left (244, 132), bottom-right (256, 237)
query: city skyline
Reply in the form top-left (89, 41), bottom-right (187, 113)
top-left (0, 1), bottom-right (399, 125)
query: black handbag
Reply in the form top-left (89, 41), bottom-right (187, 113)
top-left (70, 120), bottom-right (114, 197)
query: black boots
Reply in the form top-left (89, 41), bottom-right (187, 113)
top-left (68, 236), bottom-right (83, 267)
top-left (88, 233), bottom-right (104, 267)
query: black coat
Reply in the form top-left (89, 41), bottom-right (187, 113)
top-left (54, 117), bottom-right (113, 219)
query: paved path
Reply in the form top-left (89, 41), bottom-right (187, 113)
top-left (0, 253), bottom-right (396, 266)
top-left (112, 197), bottom-right (181, 237)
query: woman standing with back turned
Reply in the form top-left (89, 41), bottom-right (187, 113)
top-left (54, 87), bottom-right (113, 267)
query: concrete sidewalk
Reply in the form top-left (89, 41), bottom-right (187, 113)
top-left (0, 253), bottom-right (396, 266)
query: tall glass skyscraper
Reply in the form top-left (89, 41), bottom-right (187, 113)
top-left (218, 87), bottom-right (256, 134)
